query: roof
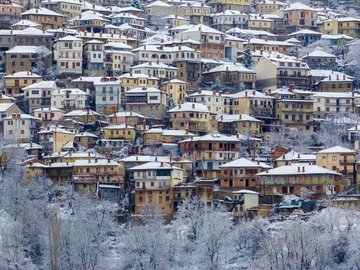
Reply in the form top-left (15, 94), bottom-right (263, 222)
top-left (4, 71), bottom-right (41, 78)
top-left (220, 158), bottom-right (270, 169)
top-left (129, 161), bottom-right (181, 170)
top-left (283, 2), bottom-right (317, 11)
top-left (119, 73), bottom-right (159, 80)
top-left (233, 189), bottom-right (260, 195)
top-left (52, 88), bottom-right (87, 96)
top-left (21, 7), bottom-right (64, 16)
top-left (179, 132), bottom-right (240, 143)
top-left (38, 127), bottom-right (74, 134)
top-left (131, 62), bottom-right (178, 70)
top-left (217, 114), bottom-right (261, 123)
top-left (0, 103), bottom-right (17, 112)
top-left (228, 90), bottom-right (274, 99)
top-left (257, 164), bottom-right (341, 176)
top-left (58, 35), bottom-right (82, 41)
top-left (103, 124), bottom-right (135, 130)
top-left (303, 50), bottom-right (336, 58)
top-left (145, 128), bottom-right (195, 136)
top-left (181, 23), bottom-right (224, 35)
top-left (317, 146), bottom-right (355, 154)
top-left (12, 19), bottom-right (40, 27)
top-left (313, 92), bottom-right (354, 98)
top-left (289, 29), bottom-right (322, 36)
top-left (74, 159), bottom-right (119, 166)
top-left (204, 63), bottom-right (254, 74)
top-left (22, 80), bottom-right (56, 90)
top-left (74, 132), bottom-right (98, 138)
top-left (275, 150), bottom-right (316, 161)
top-left (3, 113), bottom-right (38, 120)
top-left (33, 107), bottom-right (64, 113)
top-left (168, 102), bottom-right (209, 113)
top-left (126, 87), bottom-right (162, 94)
top-left (145, 0), bottom-right (173, 8)
top-left (108, 111), bottom-right (145, 118)
top-left (63, 109), bottom-right (101, 117)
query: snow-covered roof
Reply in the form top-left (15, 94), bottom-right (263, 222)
top-left (21, 7), bottom-right (64, 16)
top-left (212, 10), bottom-right (246, 16)
top-left (52, 88), bottom-right (87, 96)
top-left (283, 2), bottom-right (317, 11)
top-left (103, 124), bottom-right (135, 130)
top-left (275, 150), bottom-right (316, 161)
top-left (131, 62), bottom-right (178, 70)
top-left (321, 74), bottom-right (353, 82)
top-left (145, 128), bottom-right (195, 136)
top-left (58, 35), bottom-right (82, 41)
top-left (74, 159), bottom-right (119, 166)
top-left (0, 103), bottom-right (18, 112)
top-left (12, 19), bottom-right (40, 27)
top-left (168, 102), bottom-right (209, 113)
top-left (126, 87), bottom-right (163, 94)
top-left (63, 109), bottom-right (101, 117)
top-left (181, 24), bottom-right (224, 35)
top-left (313, 92), bottom-right (354, 98)
top-left (129, 161), bottom-right (182, 171)
top-left (233, 189), bottom-right (260, 195)
top-left (228, 90), bottom-right (274, 99)
top-left (145, 0), bottom-right (173, 8)
top-left (226, 27), bottom-right (276, 37)
top-left (74, 132), bottom-right (98, 138)
top-left (257, 164), bottom-right (341, 176)
top-left (33, 107), bottom-right (64, 113)
top-left (321, 34), bottom-right (354, 40)
top-left (108, 111), bottom-right (145, 118)
top-left (4, 71), bottom-right (41, 78)
top-left (3, 113), bottom-right (39, 120)
top-left (220, 158), bottom-right (270, 169)
top-left (317, 146), bottom-right (355, 154)
top-left (204, 63), bottom-right (254, 74)
top-left (289, 29), bottom-right (322, 36)
top-left (22, 80), bottom-right (56, 90)
top-left (179, 132), bottom-right (240, 143)
top-left (303, 49), bottom-right (336, 58)
top-left (217, 114), bottom-right (261, 123)
top-left (119, 73), bottom-right (159, 80)
top-left (38, 127), bottom-right (74, 134)
top-left (6, 45), bottom-right (51, 55)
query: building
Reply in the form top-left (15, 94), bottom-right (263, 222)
top-left (94, 77), bottom-right (121, 114)
top-left (104, 42), bottom-right (134, 76)
top-left (41, 0), bottom-right (82, 20)
top-left (5, 45), bottom-right (52, 77)
top-left (51, 88), bottom-right (89, 112)
top-left (220, 158), bottom-right (270, 191)
top-left (33, 107), bottom-right (65, 122)
top-left (0, 0), bottom-right (22, 29)
top-left (274, 150), bottom-right (316, 167)
top-left (3, 113), bottom-right (39, 143)
top-left (282, 2), bottom-right (318, 33)
top-left (72, 158), bottom-right (124, 193)
top-left (188, 90), bottom-right (231, 115)
top-left (22, 80), bottom-right (57, 113)
top-left (208, 0), bottom-right (252, 12)
top-left (212, 10), bottom-right (248, 32)
top-left (179, 132), bottom-right (240, 178)
top-left (107, 111), bottom-right (146, 126)
top-left (130, 62), bottom-right (178, 81)
top-left (38, 126), bottom-right (75, 153)
top-left (316, 146), bottom-right (356, 179)
top-left (83, 39), bottom-right (104, 76)
top-left (21, 7), bottom-right (64, 29)
top-left (160, 79), bottom-right (187, 106)
top-left (313, 92), bottom-right (355, 119)
top-left (4, 71), bottom-right (43, 97)
top-left (54, 35), bottom-right (83, 76)
top-left (315, 74), bottom-right (354, 92)
top-left (103, 124), bottom-right (136, 143)
top-left (124, 87), bottom-right (167, 119)
top-left (302, 49), bottom-right (337, 69)
top-left (232, 189), bottom-right (260, 218)
top-left (217, 114), bottom-right (262, 135)
top-left (269, 87), bottom-right (314, 133)
top-left (131, 161), bottom-right (185, 215)
top-left (257, 163), bottom-right (343, 199)
top-left (168, 102), bottom-right (215, 135)
top-left (256, 0), bottom-right (285, 14)
top-left (119, 72), bottom-right (159, 93)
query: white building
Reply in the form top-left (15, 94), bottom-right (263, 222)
top-left (83, 39), bottom-right (104, 76)
top-left (104, 42), bottom-right (134, 76)
top-left (22, 81), bottom-right (57, 113)
top-left (313, 92), bottom-right (355, 119)
top-left (54, 35), bottom-right (83, 75)
top-left (3, 113), bottom-right (39, 143)
top-left (130, 62), bottom-right (178, 80)
top-left (94, 77), bottom-right (121, 114)
top-left (51, 88), bottom-right (89, 111)
top-left (188, 90), bottom-right (232, 114)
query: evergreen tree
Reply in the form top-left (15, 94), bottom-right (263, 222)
top-left (131, 0), bottom-right (142, 10)
top-left (243, 46), bottom-right (253, 69)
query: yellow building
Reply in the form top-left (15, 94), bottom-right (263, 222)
top-left (103, 124), bottom-right (136, 143)
top-left (316, 146), bottom-right (356, 178)
top-left (144, 128), bottom-right (195, 144)
top-left (256, 0), bottom-right (285, 14)
top-left (217, 114), bottom-right (262, 135)
top-left (4, 71), bottom-right (43, 97)
top-left (119, 72), bottom-right (159, 93)
top-left (21, 7), bottom-right (65, 29)
top-left (248, 15), bottom-right (274, 31)
top-left (168, 102), bottom-right (216, 135)
top-left (208, 0), bottom-right (252, 12)
top-left (160, 79), bottom-right (187, 105)
top-left (131, 161), bottom-right (185, 215)
top-left (42, 0), bottom-right (82, 19)
top-left (73, 158), bottom-right (124, 192)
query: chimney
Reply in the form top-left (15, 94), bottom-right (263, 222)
top-left (245, 91), bottom-right (248, 97)
top-left (160, 162), bottom-right (164, 167)
top-left (337, 75), bottom-right (339, 81)
top-left (239, 114), bottom-right (242, 119)
top-left (136, 155), bottom-right (138, 160)
top-left (343, 75), bottom-right (346, 80)
top-left (192, 103), bottom-right (195, 109)
top-left (186, 128), bottom-right (189, 134)
top-left (95, 158), bottom-right (98, 163)
top-left (252, 90), bottom-right (256, 95)
top-left (107, 158), bottom-right (111, 163)
top-left (298, 166), bottom-right (300, 172)
top-left (88, 159), bottom-right (91, 163)
top-left (302, 166), bottom-right (305, 172)
top-left (88, 152), bottom-right (90, 157)
top-left (155, 156), bottom-right (158, 161)
top-left (213, 90), bottom-right (216, 96)
top-left (282, 155), bottom-right (285, 159)
top-left (297, 153), bottom-right (300, 158)
top-left (328, 75), bottom-right (331, 80)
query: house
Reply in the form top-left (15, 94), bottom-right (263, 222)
top-left (107, 111), bottom-right (146, 126)
top-left (288, 29), bottom-right (322, 46)
top-left (220, 158), bottom-right (270, 191)
top-left (119, 72), bottom-right (159, 93)
top-left (33, 107), bottom-right (65, 122)
top-left (245, 39), bottom-right (295, 55)
top-left (164, 15), bottom-right (188, 29)
top-left (130, 62), bottom-right (178, 81)
top-left (3, 113), bottom-right (40, 143)
top-left (207, 0), bottom-right (252, 13)
top-left (130, 161), bottom-right (185, 215)
top-left (0, 103), bottom-right (22, 123)
top-left (160, 79), bottom-right (187, 106)
top-left (11, 19), bottom-right (41, 30)
top-left (274, 150), bottom-right (316, 167)
top-left (5, 46), bottom-right (52, 74)
top-left (316, 146), bottom-right (356, 179)
top-left (41, 0), bottom-right (82, 19)
top-left (257, 163), bottom-right (343, 199)
top-left (21, 7), bottom-right (65, 29)
top-left (253, 51), bottom-right (311, 90)
top-left (61, 109), bottom-right (103, 124)
top-left (315, 74), bottom-right (354, 92)
top-left (174, 59), bottom-right (202, 90)
top-left (104, 42), bottom-right (134, 76)
top-left (22, 81), bottom-right (57, 113)
top-left (302, 50), bottom-right (337, 69)
top-left (320, 17), bottom-right (360, 38)
top-left (168, 102), bottom-right (215, 135)
top-left (176, 24), bottom-right (225, 59)
top-left (212, 10), bottom-right (248, 32)
top-left (179, 132), bottom-right (240, 178)
top-left (217, 114), bottom-right (262, 135)
top-left (0, 0), bottom-right (22, 29)
top-left (74, 132), bottom-right (98, 149)
top-left (144, 1), bottom-right (177, 27)
top-left (282, 2), bottom-right (318, 33)
top-left (188, 90), bottom-right (231, 115)
top-left (144, 128), bottom-right (195, 145)
top-left (313, 92), bottom-right (355, 119)
top-left (94, 77), bottom-right (121, 114)
top-left (103, 124), bottom-right (136, 143)
top-left (248, 14), bottom-right (274, 32)
top-left (38, 126), bottom-right (75, 153)
top-left (255, 0), bottom-right (285, 14)
top-left (72, 158), bottom-right (124, 193)
top-left (268, 87), bottom-right (314, 133)
top-left (83, 40), bottom-right (104, 76)
top-left (124, 87), bottom-right (167, 119)
top-left (232, 190), bottom-right (260, 218)
top-left (4, 71), bottom-right (43, 97)
top-left (54, 36), bottom-right (83, 76)
top-left (70, 10), bottom-right (109, 33)
top-left (51, 88), bottom-right (89, 112)
top-left (182, 2), bottom-right (211, 25)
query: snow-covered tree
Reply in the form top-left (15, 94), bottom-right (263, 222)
top-left (243, 46), bottom-right (253, 69)
top-left (346, 42), bottom-right (360, 88)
